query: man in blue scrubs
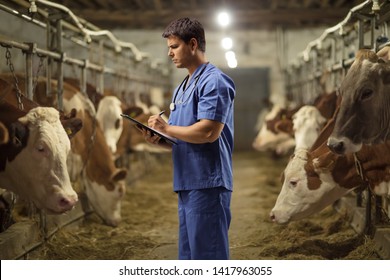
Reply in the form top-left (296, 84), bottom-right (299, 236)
top-left (142, 17), bottom-right (235, 260)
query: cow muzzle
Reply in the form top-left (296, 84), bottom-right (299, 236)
top-left (327, 136), bottom-right (362, 155)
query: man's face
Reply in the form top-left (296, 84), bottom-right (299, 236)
top-left (166, 35), bottom-right (192, 69)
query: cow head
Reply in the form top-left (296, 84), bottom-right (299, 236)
top-left (270, 148), bottom-right (351, 224)
top-left (82, 167), bottom-right (127, 227)
top-left (0, 107), bottom-right (78, 214)
top-left (328, 49), bottom-right (390, 154)
top-left (292, 105), bottom-right (327, 150)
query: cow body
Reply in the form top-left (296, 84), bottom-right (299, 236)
top-left (328, 49), bottom-right (390, 154)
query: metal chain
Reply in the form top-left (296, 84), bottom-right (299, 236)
top-left (4, 47), bottom-right (24, 110)
top-left (32, 54), bottom-right (45, 96)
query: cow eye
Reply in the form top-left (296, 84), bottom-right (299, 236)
top-left (360, 89), bottom-right (373, 101)
top-left (289, 180), bottom-right (298, 188)
top-left (36, 144), bottom-right (45, 153)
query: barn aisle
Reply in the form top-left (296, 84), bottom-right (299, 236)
top-left (28, 151), bottom-right (380, 260)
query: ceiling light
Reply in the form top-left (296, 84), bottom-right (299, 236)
top-left (221, 37), bottom-right (233, 50)
top-left (217, 11), bottom-right (230, 27)
top-left (225, 51), bottom-right (236, 61)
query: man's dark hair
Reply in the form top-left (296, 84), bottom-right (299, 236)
top-left (162, 17), bottom-right (206, 52)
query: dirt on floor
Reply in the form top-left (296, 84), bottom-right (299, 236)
top-left (28, 151), bottom-right (381, 260)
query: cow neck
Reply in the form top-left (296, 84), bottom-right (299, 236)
top-left (307, 109), bottom-right (390, 190)
top-left (314, 91), bottom-right (338, 119)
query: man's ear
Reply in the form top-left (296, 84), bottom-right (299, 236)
top-left (190, 38), bottom-right (198, 52)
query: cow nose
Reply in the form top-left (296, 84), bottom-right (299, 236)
top-left (269, 212), bottom-right (276, 222)
top-left (327, 137), bottom-right (345, 154)
top-left (59, 195), bottom-right (78, 211)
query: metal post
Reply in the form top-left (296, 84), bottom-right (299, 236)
top-left (81, 59), bottom-right (88, 96)
top-left (24, 43), bottom-right (35, 100)
top-left (98, 40), bottom-right (104, 94)
top-left (46, 19), bottom-right (52, 97)
top-left (56, 19), bottom-right (64, 110)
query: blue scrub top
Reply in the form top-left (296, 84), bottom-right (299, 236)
top-left (168, 63), bottom-right (235, 192)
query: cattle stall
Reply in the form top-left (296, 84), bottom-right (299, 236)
top-left (0, 0), bottom-right (170, 259)
top-left (0, 0), bottom-right (388, 261)
top-left (284, 0), bottom-right (390, 259)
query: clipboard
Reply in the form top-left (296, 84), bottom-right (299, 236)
top-left (121, 113), bottom-right (178, 145)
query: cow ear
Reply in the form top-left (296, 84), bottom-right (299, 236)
top-left (9, 122), bottom-right (28, 148)
top-left (112, 169), bottom-right (127, 182)
top-left (59, 108), bottom-right (82, 139)
top-left (123, 106), bottom-right (144, 118)
top-left (62, 117), bottom-right (83, 139)
top-left (275, 119), bottom-right (293, 135)
top-left (312, 151), bottom-right (337, 171)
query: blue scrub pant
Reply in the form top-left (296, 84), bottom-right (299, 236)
top-left (177, 187), bottom-right (232, 260)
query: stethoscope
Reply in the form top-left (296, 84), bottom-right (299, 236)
top-left (169, 62), bottom-right (209, 111)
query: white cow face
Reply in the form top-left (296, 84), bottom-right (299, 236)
top-left (96, 96), bottom-right (124, 154)
top-left (270, 149), bottom-right (350, 224)
top-left (0, 107), bottom-right (78, 214)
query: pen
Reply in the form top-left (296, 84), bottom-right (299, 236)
top-left (159, 110), bottom-right (165, 116)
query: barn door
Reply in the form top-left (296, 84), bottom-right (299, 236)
top-left (222, 67), bottom-right (270, 151)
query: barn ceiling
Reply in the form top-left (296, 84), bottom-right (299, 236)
top-left (4, 0), bottom-right (370, 31)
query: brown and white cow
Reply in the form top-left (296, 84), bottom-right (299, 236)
top-left (61, 82), bottom-right (128, 226)
top-left (252, 92), bottom-right (338, 156)
top-left (64, 78), bottom-right (125, 155)
top-left (270, 114), bottom-right (390, 224)
top-left (252, 104), bottom-right (297, 156)
top-left (328, 49), bottom-right (390, 154)
top-left (1, 74), bottom-right (127, 226)
top-left (0, 78), bottom-right (80, 214)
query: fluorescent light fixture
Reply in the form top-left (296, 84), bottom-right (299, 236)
top-left (227, 58), bottom-right (237, 68)
top-left (225, 50), bottom-right (236, 60)
top-left (217, 11), bottom-right (230, 27)
top-left (221, 37), bottom-right (233, 50)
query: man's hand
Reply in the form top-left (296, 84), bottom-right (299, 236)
top-left (136, 126), bottom-right (162, 145)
